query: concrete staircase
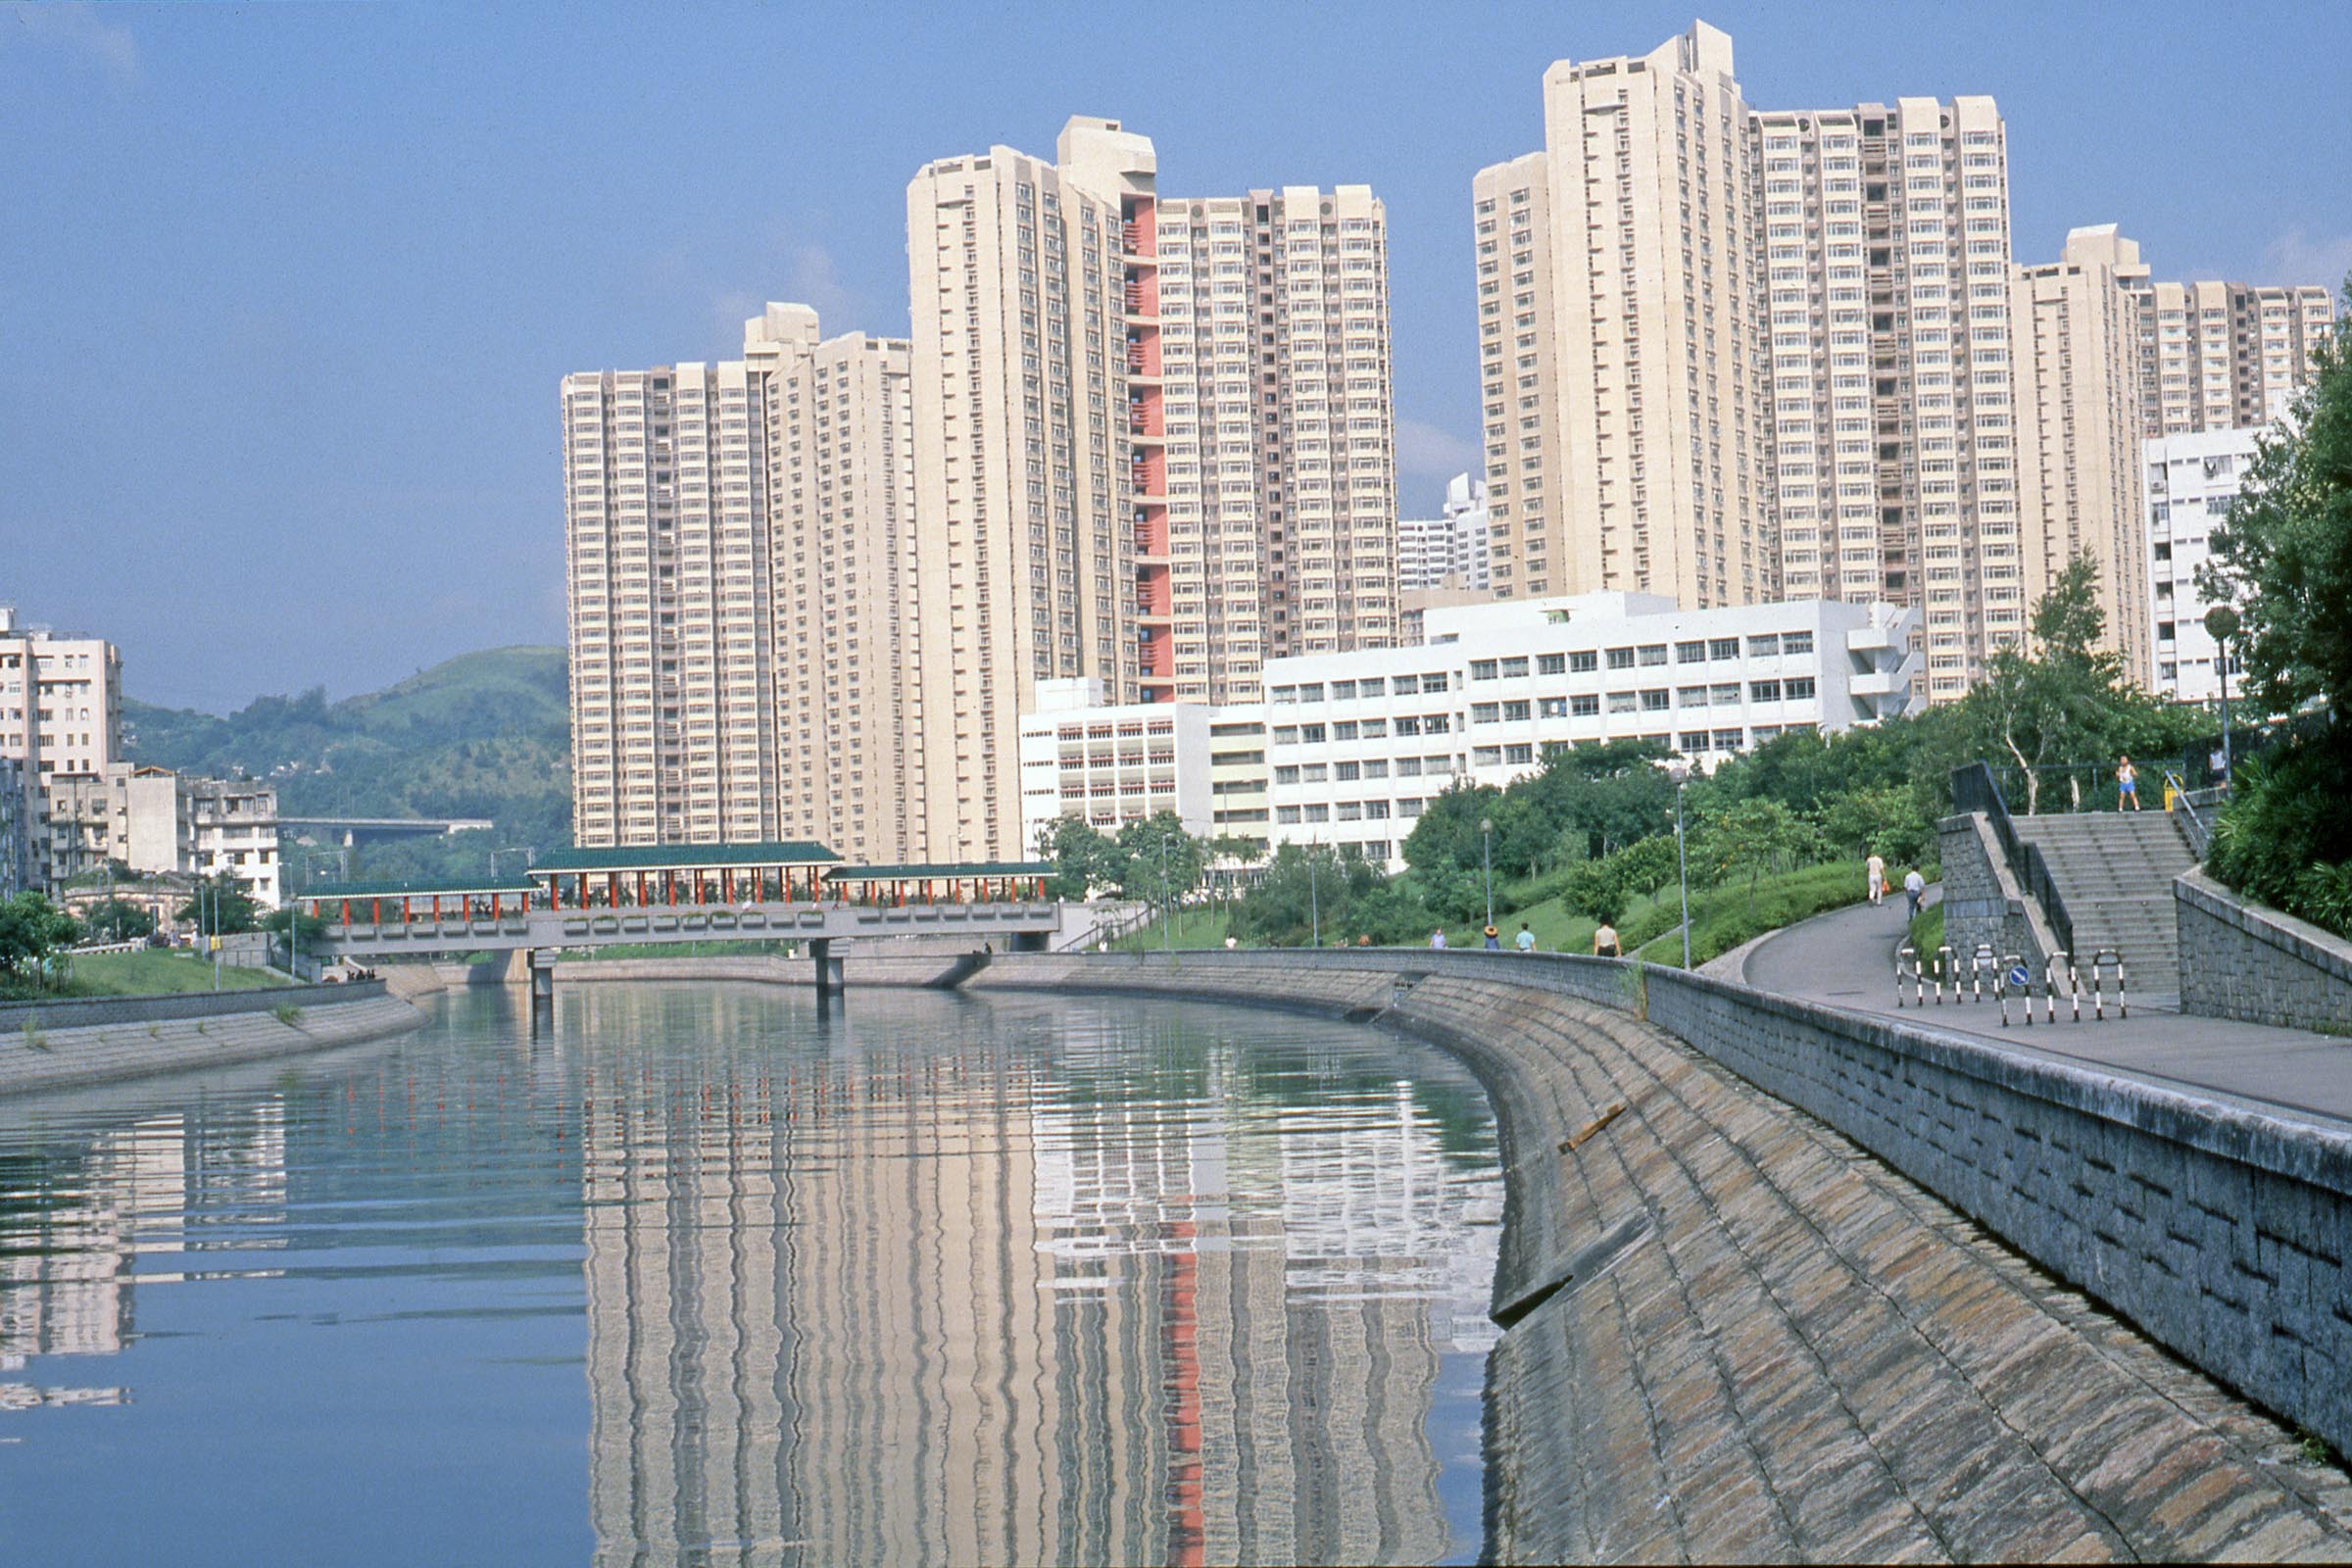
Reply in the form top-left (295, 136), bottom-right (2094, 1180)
top-left (2009, 811), bottom-right (2196, 990)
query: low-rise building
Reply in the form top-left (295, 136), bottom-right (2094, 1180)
top-left (40, 764), bottom-right (280, 908)
top-left (2146, 424), bottom-right (2272, 705)
top-left (1261, 594), bottom-right (1924, 870)
top-left (1017, 679), bottom-right (1219, 854)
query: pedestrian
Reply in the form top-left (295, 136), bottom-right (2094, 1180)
top-left (1903, 867), bottom-right (1926, 920)
top-left (1592, 921), bottom-right (1621, 958)
top-left (2209, 744), bottom-right (2229, 785)
top-left (1224, 934), bottom-right (1237, 951)
top-left (1484, 924), bottom-right (1501, 950)
top-left (1866, 850), bottom-right (1886, 906)
top-left (1429, 927), bottom-right (1447, 950)
top-left (1515, 922), bottom-right (1537, 954)
top-left (1357, 933), bottom-right (1373, 947)
top-left (2117, 754), bottom-right (2140, 811)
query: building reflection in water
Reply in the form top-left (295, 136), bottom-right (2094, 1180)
top-left (573, 988), bottom-right (1501, 1566)
top-left (0, 1099), bottom-right (288, 1410)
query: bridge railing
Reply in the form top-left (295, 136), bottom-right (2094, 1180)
top-left (1950, 762), bottom-right (2075, 959)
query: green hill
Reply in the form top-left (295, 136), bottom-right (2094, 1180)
top-left (124, 646), bottom-right (572, 878)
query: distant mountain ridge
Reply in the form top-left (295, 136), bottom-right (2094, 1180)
top-left (124, 646), bottom-right (573, 871)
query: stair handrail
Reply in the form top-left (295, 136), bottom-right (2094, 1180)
top-left (1950, 761), bottom-right (2077, 959)
top-left (2162, 769), bottom-right (2212, 858)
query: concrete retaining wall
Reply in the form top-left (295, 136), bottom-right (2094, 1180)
top-left (552, 952), bottom-right (978, 990)
top-left (972, 952), bottom-right (2352, 1560)
top-left (2179, 868), bottom-right (2352, 1034)
top-left (0, 981), bottom-right (369, 1032)
top-left (0, 983), bottom-right (422, 1098)
top-left (1936, 811), bottom-right (2054, 972)
top-left (978, 951), bottom-right (2352, 1473)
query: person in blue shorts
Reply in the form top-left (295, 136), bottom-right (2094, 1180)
top-left (2117, 755), bottom-right (2140, 811)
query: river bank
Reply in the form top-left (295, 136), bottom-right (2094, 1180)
top-left (0, 982), bottom-right (425, 1098)
top-left (969, 953), bottom-right (2352, 1562)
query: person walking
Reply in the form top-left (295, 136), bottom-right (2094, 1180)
top-left (2117, 755), bottom-right (2141, 811)
top-left (1515, 922), bottom-right (1537, 954)
top-left (1483, 924), bottom-right (1502, 950)
top-left (1429, 928), bottom-right (1447, 950)
top-left (1592, 921), bottom-right (1621, 958)
top-left (1903, 867), bottom-right (1927, 920)
top-left (1866, 851), bottom-right (1886, 907)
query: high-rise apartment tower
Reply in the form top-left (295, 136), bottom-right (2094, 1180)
top-left (2132, 278), bottom-right (2335, 437)
top-left (563, 305), bottom-right (928, 859)
top-left (908, 118), bottom-right (1396, 858)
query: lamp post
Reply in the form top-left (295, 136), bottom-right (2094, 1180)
top-left (1674, 774), bottom-right (1691, 971)
top-left (1480, 816), bottom-right (1494, 931)
top-left (2205, 604), bottom-right (2239, 785)
top-left (1308, 843), bottom-right (1320, 949)
top-left (1160, 830), bottom-right (1172, 956)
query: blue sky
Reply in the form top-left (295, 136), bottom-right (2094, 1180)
top-left (5, 1), bottom-right (2347, 710)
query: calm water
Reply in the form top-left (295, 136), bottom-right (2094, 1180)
top-left (0, 984), bottom-right (1503, 1565)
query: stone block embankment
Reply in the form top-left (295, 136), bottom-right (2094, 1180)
top-left (2179, 868), bottom-right (2352, 1034)
top-left (973, 953), bottom-right (2352, 1562)
top-left (0, 982), bottom-right (422, 1099)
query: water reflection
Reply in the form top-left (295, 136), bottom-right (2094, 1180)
top-left (0, 985), bottom-right (1499, 1566)
top-left (573, 988), bottom-right (1498, 1567)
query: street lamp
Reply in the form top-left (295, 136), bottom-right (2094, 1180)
top-left (1480, 816), bottom-right (1494, 932)
top-left (1160, 830), bottom-right (1172, 956)
top-left (2205, 604), bottom-right (2240, 785)
top-left (1672, 770), bottom-right (1691, 971)
top-left (1308, 842), bottom-right (1321, 949)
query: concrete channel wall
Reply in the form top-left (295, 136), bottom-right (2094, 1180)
top-left (0, 982), bottom-right (423, 1098)
top-left (2179, 868), bottom-right (2352, 1033)
top-left (970, 949), bottom-right (2352, 1560)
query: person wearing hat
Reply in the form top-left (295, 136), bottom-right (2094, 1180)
top-left (1484, 924), bottom-right (1501, 950)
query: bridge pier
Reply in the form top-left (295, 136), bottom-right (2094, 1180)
top-left (528, 950), bottom-right (555, 1034)
top-left (810, 938), bottom-right (845, 1000)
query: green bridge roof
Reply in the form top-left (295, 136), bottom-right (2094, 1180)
top-left (302, 876), bottom-right (537, 900)
top-left (531, 842), bottom-right (840, 872)
top-left (823, 861), bottom-right (1054, 880)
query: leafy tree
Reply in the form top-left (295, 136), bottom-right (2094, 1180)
top-left (1398, 781), bottom-right (1504, 879)
top-left (1947, 557), bottom-right (2138, 812)
top-left (2202, 300), bottom-right (2352, 718)
top-left (0, 893), bottom-right (81, 993)
top-left (1112, 812), bottom-right (1204, 917)
top-left (1231, 843), bottom-right (1386, 947)
top-left (1820, 784), bottom-right (1934, 865)
top-left (1693, 798), bottom-right (1823, 912)
top-left (176, 875), bottom-right (261, 935)
top-left (82, 899), bottom-right (157, 942)
top-left (1541, 738), bottom-right (1677, 859)
top-left (1037, 816), bottom-right (1116, 901)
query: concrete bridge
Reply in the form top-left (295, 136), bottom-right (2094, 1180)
top-left (300, 844), bottom-right (1060, 998)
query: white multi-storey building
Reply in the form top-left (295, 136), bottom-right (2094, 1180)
top-left (40, 764), bottom-right (281, 907)
top-left (1396, 474), bottom-right (1493, 591)
top-left (2146, 425), bottom-right (2271, 705)
top-left (1017, 678), bottom-right (1217, 850)
top-left (1261, 594), bottom-right (1924, 870)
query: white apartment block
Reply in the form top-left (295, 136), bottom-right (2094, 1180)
top-left (2132, 277), bottom-right (2334, 438)
top-left (1476, 24), bottom-right (2034, 705)
top-left (1753, 95), bottom-right (2022, 703)
top-left (1396, 473), bottom-right (1493, 591)
top-left (2014, 226), bottom-right (2153, 687)
top-left (0, 607), bottom-right (122, 787)
top-left (1017, 678), bottom-right (1217, 855)
top-left (41, 764), bottom-right (281, 907)
top-left (1015, 679), bottom-right (1273, 857)
top-left (1155, 185), bottom-right (1397, 689)
top-left (563, 304), bottom-right (929, 861)
top-left (1472, 23), bottom-right (1772, 611)
top-left (1262, 593), bottom-right (1924, 871)
top-left (2146, 425), bottom-right (2269, 704)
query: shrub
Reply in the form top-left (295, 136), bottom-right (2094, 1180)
top-left (270, 1002), bottom-right (305, 1028)
top-left (2209, 732), bottom-right (2352, 937)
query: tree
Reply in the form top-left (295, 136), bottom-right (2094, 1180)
top-left (83, 899), bottom-right (157, 943)
top-left (1037, 816), bottom-right (1116, 901)
top-left (1820, 784), bottom-right (1933, 865)
top-left (1230, 842), bottom-right (1386, 947)
top-left (1112, 812), bottom-right (1205, 919)
top-left (176, 874), bottom-right (260, 935)
top-left (0, 893), bottom-right (81, 993)
top-left (2203, 299), bottom-right (2352, 717)
top-left (1950, 557), bottom-right (2131, 812)
top-left (1693, 798), bottom-right (1823, 911)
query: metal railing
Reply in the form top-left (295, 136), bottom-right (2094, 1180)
top-left (2163, 770), bottom-right (2214, 858)
top-left (1950, 762), bottom-right (2076, 959)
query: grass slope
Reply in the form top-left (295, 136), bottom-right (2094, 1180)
top-left (54, 951), bottom-right (292, 997)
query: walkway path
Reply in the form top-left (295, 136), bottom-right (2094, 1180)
top-left (1741, 891), bottom-right (2352, 1129)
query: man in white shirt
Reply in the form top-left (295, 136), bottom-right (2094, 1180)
top-left (1866, 853), bottom-right (1886, 906)
top-left (1903, 868), bottom-right (1927, 919)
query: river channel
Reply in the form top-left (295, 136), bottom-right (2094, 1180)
top-left (0, 983), bottom-right (1503, 1565)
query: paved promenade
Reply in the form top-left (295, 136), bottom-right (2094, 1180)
top-left (1741, 892), bottom-right (2352, 1128)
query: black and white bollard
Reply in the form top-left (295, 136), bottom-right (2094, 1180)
top-left (1896, 943), bottom-right (1916, 1007)
top-left (1936, 945), bottom-right (1953, 1004)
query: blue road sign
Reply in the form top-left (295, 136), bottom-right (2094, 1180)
top-left (2007, 964), bottom-right (2031, 989)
